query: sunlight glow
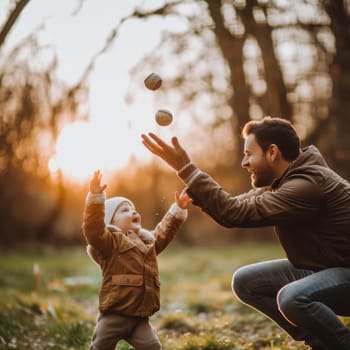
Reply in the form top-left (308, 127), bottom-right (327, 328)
top-left (8, 0), bottom-right (188, 182)
top-left (49, 120), bottom-right (138, 182)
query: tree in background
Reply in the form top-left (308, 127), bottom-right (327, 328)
top-left (0, 0), bottom-right (89, 244)
top-left (0, 0), bottom-right (349, 245)
top-left (323, 0), bottom-right (350, 178)
top-left (127, 0), bottom-right (348, 171)
top-left (124, 0), bottom-right (349, 241)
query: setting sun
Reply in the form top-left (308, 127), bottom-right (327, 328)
top-left (49, 120), bottom-right (143, 182)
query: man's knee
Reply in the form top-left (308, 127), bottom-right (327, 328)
top-left (232, 265), bottom-right (256, 301)
top-left (277, 284), bottom-right (308, 323)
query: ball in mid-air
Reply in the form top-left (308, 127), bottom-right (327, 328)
top-left (155, 109), bottom-right (173, 126)
top-left (144, 73), bottom-right (162, 90)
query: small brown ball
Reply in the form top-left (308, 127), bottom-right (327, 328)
top-left (155, 109), bottom-right (173, 126)
top-left (144, 73), bottom-right (162, 91)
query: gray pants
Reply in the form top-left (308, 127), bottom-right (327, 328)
top-left (232, 259), bottom-right (350, 350)
top-left (89, 313), bottom-right (162, 350)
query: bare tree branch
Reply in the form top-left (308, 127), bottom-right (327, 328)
top-left (75, 1), bottom-right (182, 95)
top-left (0, 0), bottom-right (30, 48)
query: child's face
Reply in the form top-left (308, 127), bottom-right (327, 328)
top-left (111, 202), bottom-right (141, 233)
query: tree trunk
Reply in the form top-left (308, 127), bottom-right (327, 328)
top-left (239, 0), bottom-right (292, 120)
top-left (324, 0), bottom-right (350, 180)
top-left (205, 0), bottom-right (250, 153)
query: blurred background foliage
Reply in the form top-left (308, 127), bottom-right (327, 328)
top-left (0, 0), bottom-right (349, 247)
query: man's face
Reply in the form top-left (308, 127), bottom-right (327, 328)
top-left (241, 134), bottom-right (275, 188)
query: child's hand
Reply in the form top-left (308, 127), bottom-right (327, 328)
top-left (90, 170), bottom-right (107, 194)
top-left (175, 188), bottom-right (192, 209)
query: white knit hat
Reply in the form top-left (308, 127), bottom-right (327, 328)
top-left (104, 196), bottom-right (134, 225)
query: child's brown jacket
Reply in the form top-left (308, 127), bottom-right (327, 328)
top-left (82, 199), bottom-right (186, 317)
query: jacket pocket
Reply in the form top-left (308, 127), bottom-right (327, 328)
top-left (112, 274), bottom-right (143, 286)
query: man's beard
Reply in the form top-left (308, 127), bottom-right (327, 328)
top-left (251, 172), bottom-right (272, 188)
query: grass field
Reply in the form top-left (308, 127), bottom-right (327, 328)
top-left (0, 242), bottom-right (347, 350)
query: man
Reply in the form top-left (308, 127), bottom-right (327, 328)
top-left (141, 116), bottom-right (350, 350)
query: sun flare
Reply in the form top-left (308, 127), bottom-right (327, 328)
top-left (49, 121), bottom-right (140, 182)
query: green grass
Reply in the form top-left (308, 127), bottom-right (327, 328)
top-left (0, 242), bottom-right (346, 349)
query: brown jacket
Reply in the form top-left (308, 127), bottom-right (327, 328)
top-left (180, 146), bottom-right (350, 270)
top-left (82, 199), bottom-right (186, 317)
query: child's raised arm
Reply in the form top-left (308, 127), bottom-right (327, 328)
top-left (90, 169), bottom-right (107, 194)
top-left (175, 188), bottom-right (192, 209)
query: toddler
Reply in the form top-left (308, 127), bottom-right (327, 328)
top-left (82, 170), bottom-right (191, 350)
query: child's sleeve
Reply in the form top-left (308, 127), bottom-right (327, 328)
top-left (168, 203), bottom-right (188, 221)
top-left (86, 244), bottom-right (102, 266)
top-left (82, 192), bottom-right (114, 260)
top-left (153, 203), bottom-right (188, 254)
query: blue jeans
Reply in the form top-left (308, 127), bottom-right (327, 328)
top-left (232, 259), bottom-right (350, 350)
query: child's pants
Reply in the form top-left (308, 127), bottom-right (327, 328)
top-left (89, 313), bottom-right (162, 350)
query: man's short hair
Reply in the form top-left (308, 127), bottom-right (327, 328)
top-left (242, 116), bottom-right (300, 161)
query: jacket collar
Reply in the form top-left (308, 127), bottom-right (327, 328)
top-left (106, 224), bottom-right (150, 254)
top-left (271, 145), bottom-right (328, 189)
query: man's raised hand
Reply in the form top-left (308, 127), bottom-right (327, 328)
top-left (141, 133), bottom-right (191, 171)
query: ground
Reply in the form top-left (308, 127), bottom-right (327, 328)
top-left (1, 242), bottom-right (348, 349)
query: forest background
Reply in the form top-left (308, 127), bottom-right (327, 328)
top-left (1, 0), bottom-right (350, 247)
